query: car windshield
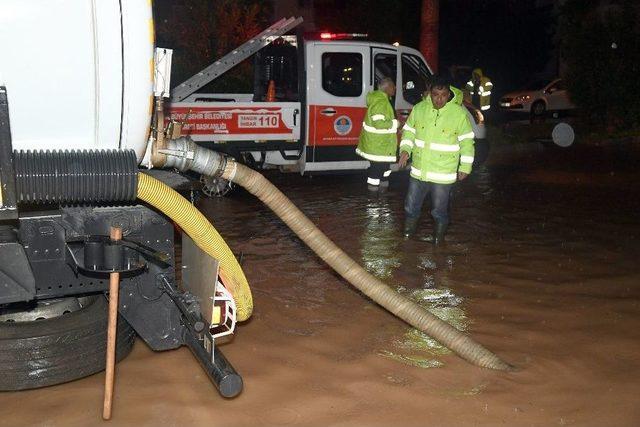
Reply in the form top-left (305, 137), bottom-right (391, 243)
top-left (523, 79), bottom-right (549, 91)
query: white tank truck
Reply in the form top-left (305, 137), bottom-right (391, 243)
top-left (0, 0), bottom-right (510, 406)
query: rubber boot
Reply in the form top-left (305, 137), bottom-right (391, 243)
top-left (419, 222), bottom-right (447, 245)
top-left (403, 217), bottom-right (418, 239)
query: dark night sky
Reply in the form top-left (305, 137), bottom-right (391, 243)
top-left (311, 0), bottom-right (557, 96)
top-left (439, 0), bottom-right (556, 95)
top-left (156, 0), bottom-right (557, 96)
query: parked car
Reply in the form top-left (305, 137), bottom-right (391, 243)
top-left (500, 78), bottom-right (575, 116)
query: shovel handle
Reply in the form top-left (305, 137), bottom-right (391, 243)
top-left (103, 227), bottom-right (122, 420)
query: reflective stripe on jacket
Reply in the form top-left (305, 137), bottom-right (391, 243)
top-left (356, 90), bottom-right (398, 163)
top-left (400, 86), bottom-right (475, 184)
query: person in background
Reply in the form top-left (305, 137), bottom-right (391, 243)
top-left (356, 77), bottom-right (398, 191)
top-left (398, 75), bottom-right (475, 244)
top-left (466, 68), bottom-right (492, 111)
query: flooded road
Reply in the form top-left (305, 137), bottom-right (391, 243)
top-left (2, 140), bottom-right (640, 426)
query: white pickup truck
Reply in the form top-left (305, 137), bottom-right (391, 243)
top-left (168, 28), bottom-right (487, 180)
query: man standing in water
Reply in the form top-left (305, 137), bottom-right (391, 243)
top-left (398, 75), bottom-right (475, 244)
top-left (356, 77), bottom-right (398, 191)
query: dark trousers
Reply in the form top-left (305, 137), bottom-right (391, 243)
top-left (404, 177), bottom-right (452, 225)
top-left (366, 162), bottom-right (391, 186)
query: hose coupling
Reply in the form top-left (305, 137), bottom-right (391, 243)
top-left (160, 137), bottom-right (226, 178)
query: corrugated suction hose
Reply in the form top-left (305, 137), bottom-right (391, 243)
top-left (14, 149), bottom-right (138, 204)
top-left (136, 173), bottom-right (253, 321)
top-left (221, 160), bottom-right (512, 371)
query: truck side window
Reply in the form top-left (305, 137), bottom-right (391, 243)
top-left (402, 54), bottom-right (432, 105)
top-left (322, 52), bottom-right (363, 97)
top-left (374, 53), bottom-right (397, 88)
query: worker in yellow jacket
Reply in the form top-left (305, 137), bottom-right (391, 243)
top-left (466, 68), bottom-right (492, 111)
top-left (356, 77), bottom-right (398, 190)
top-left (399, 75), bottom-right (475, 244)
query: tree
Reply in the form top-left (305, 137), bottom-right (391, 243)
top-left (557, 0), bottom-right (640, 127)
top-left (154, 0), bottom-right (271, 92)
top-left (420, 0), bottom-right (439, 72)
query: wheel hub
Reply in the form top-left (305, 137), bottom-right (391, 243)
top-left (0, 296), bottom-right (94, 322)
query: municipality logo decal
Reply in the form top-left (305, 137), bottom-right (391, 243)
top-left (334, 115), bottom-right (352, 136)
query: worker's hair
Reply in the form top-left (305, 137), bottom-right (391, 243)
top-left (378, 77), bottom-right (395, 89)
top-left (429, 74), bottom-right (450, 91)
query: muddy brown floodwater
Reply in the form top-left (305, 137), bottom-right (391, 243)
top-left (2, 140), bottom-right (640, 427)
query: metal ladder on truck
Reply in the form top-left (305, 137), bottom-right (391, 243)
top-left (171, 16), bottom-right (304, 102)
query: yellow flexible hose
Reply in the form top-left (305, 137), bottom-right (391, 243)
top-left (136, 172), bottom-right (253, 321)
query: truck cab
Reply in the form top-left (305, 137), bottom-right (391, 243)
top-left (301, 37), bottom-right (433, 173)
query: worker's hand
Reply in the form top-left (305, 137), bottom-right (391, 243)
top-left (398, 151), bottom-right (410, 168)
top-left (457, 171), bottom-right (469, 181)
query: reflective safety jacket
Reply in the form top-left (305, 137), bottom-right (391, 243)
top-left (356, 90), bottom-right (398, 163)
top-left (466, 68), bottom-right (493, 111)
top-left (400, 86), bottom-right (475, 184)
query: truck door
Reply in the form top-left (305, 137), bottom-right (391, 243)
top-left (305, 42), bottom-right (369, 172)
top-left (395, 48), bottom-right (433, 123)
top-left (371, 47), bottom-right (399, 135)
top-left (371, 47), bottom-right (397, 88)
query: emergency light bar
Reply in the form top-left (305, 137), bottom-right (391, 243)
top-left (306, 32), bottom-right (368, 40)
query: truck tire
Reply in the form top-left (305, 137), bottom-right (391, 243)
top-left (0, 295), bottom-right (135, 391)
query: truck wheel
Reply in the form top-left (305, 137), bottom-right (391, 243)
top-left (200, 174), bottom-right (236, 197)
top-left (0, 295), bottom-right (135, 391)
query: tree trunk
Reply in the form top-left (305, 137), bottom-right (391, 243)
top-left (420, 0), bottom-right (439, 72)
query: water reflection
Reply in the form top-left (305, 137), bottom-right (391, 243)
top-left (359, 197), bottom-right (401, 280)
top-left (380, 286), bottom-right (468, 369)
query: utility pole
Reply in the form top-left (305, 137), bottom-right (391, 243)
top-left (420, 0), bottom-right (439, 72)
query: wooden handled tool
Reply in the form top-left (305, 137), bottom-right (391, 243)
top-left (103, 226), bottom-right (122, 420)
